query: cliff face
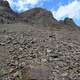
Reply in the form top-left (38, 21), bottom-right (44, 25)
top-left (0, 0), bottom-right (9, 7)
top-left (0, 0), bottom-right (17, 24)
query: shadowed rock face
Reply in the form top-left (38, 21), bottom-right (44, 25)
top-left (63, 18), bottom-right (78, 31)
top-left (0, 0), bottom-right (2, 4)
top-left (0, 1), bottom-right (17, 24)
top-left (0, 0), bottom-right (9, 7)
top-left (64, 18), bottom-right (76, 26)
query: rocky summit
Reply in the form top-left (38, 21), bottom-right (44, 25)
top-left (0, 1), bottom-right (80, 80)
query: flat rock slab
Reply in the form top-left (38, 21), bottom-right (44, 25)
top-left (30, 65), bottom-right (50, 80)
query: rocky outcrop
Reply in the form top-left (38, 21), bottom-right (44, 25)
top-left (63, 18), bottom-right (79, 31)
top-left (0, 1), bottom-right (16, 24)
top-left (0, 0), bottom-right (10, 7)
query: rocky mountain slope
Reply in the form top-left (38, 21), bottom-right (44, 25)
top-left (0, 1), bottom-right (80, 80)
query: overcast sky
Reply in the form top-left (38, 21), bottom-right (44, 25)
top-left (7, 0), bottom-right (80, 26)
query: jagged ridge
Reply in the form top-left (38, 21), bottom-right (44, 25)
top-left (0, 0), bottom-right (79, 31)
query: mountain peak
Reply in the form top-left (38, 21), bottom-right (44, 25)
top-left (0, 0), bottom-right (16, 24)
top-left (0, 0), bottom-right (16, 13)
top-left (18, 8), bottom-right (57, 26)
top-left (64, 17), bottom-right (78, 27)
top-left (0, 0), bottom-right (10, 8)
top-left (64, 18), bottom-right (74, 25)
